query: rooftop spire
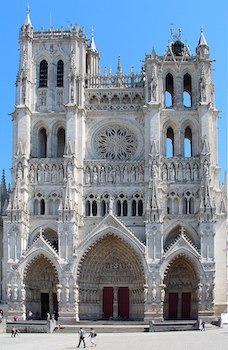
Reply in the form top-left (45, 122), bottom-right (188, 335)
top-left (89, 27), bottom-right (98, 52)
top-left (198, 27), bottom-right (208, 47)
top-left (24, 4), bottom-right (32, 26)
top-left (117, 56), bottom-right (122, 75)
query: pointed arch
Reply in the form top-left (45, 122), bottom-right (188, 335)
top-left (38, 128), bottom-right (47, 158)
top-left (75, 231), bottom-right (146, 320)
top-left (165, 73), bottom-right (174, 107)
top-left (183, 73), bottom-right (192, 107)
top-left (57, 127), bottom-right (65, 157)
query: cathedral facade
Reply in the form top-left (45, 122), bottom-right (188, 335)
top-left (1, 10), bottom-right (227, 322)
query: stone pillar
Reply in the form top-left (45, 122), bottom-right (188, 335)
top-left (113, 287), bottom-right (118, 320)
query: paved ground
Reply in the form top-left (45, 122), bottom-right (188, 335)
top-left (1, 326), bottom-right (228, 350)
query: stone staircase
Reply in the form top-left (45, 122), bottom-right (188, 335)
top-left (54, 320), bottom-right (149, 333)
top-left (149, 320), bottom-right (199, 332)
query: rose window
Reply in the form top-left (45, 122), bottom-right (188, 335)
top-left (94, 126), bottom-right (137, 160)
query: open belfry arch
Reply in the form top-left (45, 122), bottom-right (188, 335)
top-left (0, 7), bottom-right (227, 323)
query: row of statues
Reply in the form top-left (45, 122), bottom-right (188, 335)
top-left (84, 164), bottom-right (144, 184)
top-left (25, 159), bottom-right (207, 185)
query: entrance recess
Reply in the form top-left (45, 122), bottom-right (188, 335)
top-left (24, 255), bottom-right (59, 319)
top-left (164, 256), bottom-right (199, 320)
top-left (78, 234), bottom-right (145, 320)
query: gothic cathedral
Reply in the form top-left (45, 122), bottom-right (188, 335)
top-left (0, 9), bottom-right (227, 323)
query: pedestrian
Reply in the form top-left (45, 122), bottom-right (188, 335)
top-left (11, 326), bottom-right (16, 337)
top-left (77, 327), bottom-right (86, 348)
top-left (201, 320), bottom-right (205, 331)
top-left (88, 328), bottom-right (97, 347)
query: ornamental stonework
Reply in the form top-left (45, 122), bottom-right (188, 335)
top-left (94, 125), bottom-right (137, 160)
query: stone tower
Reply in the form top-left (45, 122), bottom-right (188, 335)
top-left (1, 9), bottom-right (227, 322)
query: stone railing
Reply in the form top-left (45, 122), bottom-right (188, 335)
top-left (85, 73), bottom-right (144, 89)
top-left (83, 160), bottom-right (144, 185)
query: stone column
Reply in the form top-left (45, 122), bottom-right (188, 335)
top-left (113, 287), bottom-right (118, 320)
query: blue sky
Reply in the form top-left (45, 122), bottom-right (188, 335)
top-left (0, 0), bottom-right (227, 184)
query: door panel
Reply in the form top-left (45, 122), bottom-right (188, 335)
top-left (41, 293), bottom-right (49, 319)
top-left (103, 287), bottom-right (113, 319)
top-left (168, 292), bottom-right (178, 319)
top-left (118, 287), bottom-right (129, 320)
top-left (182, 292), bottom-right (191, 319)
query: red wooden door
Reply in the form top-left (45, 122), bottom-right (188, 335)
top-left (168, 292), bottom-right (178, 319)
top-left (182, 292), bottom-right (191, 319)
top-left (118, 287), bottom-right (129, 320)
top-left (103, 287), bottom-right (113, 319)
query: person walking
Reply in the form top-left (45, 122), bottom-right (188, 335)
top-left (88, 328), bottom-right (97, 347)
top-left (77, 327), bottom-right (86, 348)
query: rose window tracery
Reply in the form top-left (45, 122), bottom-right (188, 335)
top-left (94, 126), bottom-right (137, 160)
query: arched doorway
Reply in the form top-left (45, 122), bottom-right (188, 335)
top-left (163, 255), bottom-right (199, 320)
top-left (77, 234), bottom-right (145, 320)
top-left (24, 255), bottom-right (59, 319)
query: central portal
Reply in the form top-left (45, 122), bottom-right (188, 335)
top-left (78, 234), bottom-right (145, 320)
top-left (103, 287), bottom-right (129, 320)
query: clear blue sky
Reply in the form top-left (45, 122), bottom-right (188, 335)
top-left (0, 0), bottom-right (227, 185)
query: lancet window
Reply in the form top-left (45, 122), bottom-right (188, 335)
top-left (39, 60), bottom-right (48, 87)
top-left (165, 73), bottom-right (174, 107)
top-left (57, 60), bottom-right (64, 87)
top-left (183, 73), bottom-right (192, 107)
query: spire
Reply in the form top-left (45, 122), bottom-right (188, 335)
top-left (196, 27), bottom-right (209, 59)
top-left (89, 27), bottom-right (98, 53)
top-left (117, 56), bottom-right (122, 75)
top-left (198, 27), bottom-right (208, 47)
top-left (0, 169), bottom-right (7, 214)
top-left (24, 4), bottom-right (32, 27)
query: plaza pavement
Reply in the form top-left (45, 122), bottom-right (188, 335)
top-left (1, 325), bottom-right (228, 350)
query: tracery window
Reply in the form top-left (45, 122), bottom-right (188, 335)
top-left (85, 194), bottom-right (97, 216)
top-left (132, 193), bottom-right (143, 216)
top-left (183, 191), bottom-right (194, 214)
top-left (39, 60), bottom-right (48, 87)
top-left (101, 194), bottom-right (110, 216)
top-left (94, 126), bottom-right (137, 160)
top-left (33, 193), bottom-right (45, 215)
top-left (48, 193), bottom-right (60, 215)
top-left (167, 191), bottom-right (179, 215)
top-left (116, 194), bottom-right (128, 216)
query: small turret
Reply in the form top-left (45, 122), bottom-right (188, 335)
top-left (89, 27), bottom-right (98, 53)
top-left (86, 28), bottom-right (99, 76)
top-left (196, 28), bottom-right (209, 59)
top-left (20, 5), bottom-right (33, 33)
